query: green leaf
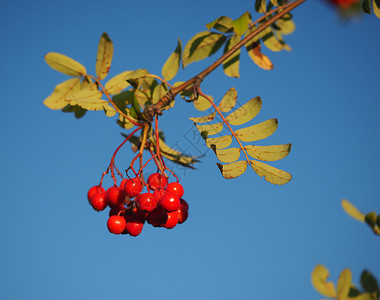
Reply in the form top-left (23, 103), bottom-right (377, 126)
top-left (206, 16), bottom-right (234, 33)
top-left (217, 161), bottom-right (247, 179)
top-left (189, 111), bottom-right (216, 123)
top-left (162, 38), bottom-right (182, 81)
top-left (244, 144), bottom-right (291, 161)
top-left (235, 119), bottom-right (278, 142)
top-left (131, 93), bottom-right (144, 120)
top-left (311, 265), bottom-right (337, 299)
top-left (223, 35), bottom-right (241, 78)
top-left (255, 0), bottom-right (267, 13)
top-left (225, 97), bottom-right (262, 125)
top-left (232, 11), bottom-right (251, 36)
top-left (360, 270), bottom-right (379, 298)
top-left (337, 269), bottom-right (352, 300)
top-left (205, 135), bottom-right (233, 149)
top-left (183, 31), bottom-right (227, 67)
top-left (95, 33), bottom-right (113, 80)
top-left (214, 147), bottom-right (241, 163)
top-left (341, 199), bottom-right (365, 222)
top-left (196, 123), bottom-right (223, 136)
top-left (377, 214), bottom-right (380, 228)
top-left (104, 70), bottom-right (133, 95)
top-left (45, 52), bottom-right (86, 76)
top-left (250, 160), bottom-right (291, 185)
top-left (218, 88), bottom-right (237, 112)
top-left (365, 211), bottom-right (377, 229)
top-left (61, 104), bottom-right (87, 119)
top-left (117, 112), bottom-right (138, 129)
top-left (43, 78), bottom-right (82, 110)
top-left (362, 0), bottom-right (371, 14)
top-left (152, 83), bottom-right (168, 104)
top-left (194, 94), bottom-right (213, 111)
top-left (374, 0), bottom-right (380, 18)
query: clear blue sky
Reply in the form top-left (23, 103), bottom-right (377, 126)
top-left (1, 0), bottom-right (379, 299)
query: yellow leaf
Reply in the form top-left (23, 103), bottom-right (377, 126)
top-left (250, 160), bottom-right (292, 185)
top-left (337, 269), bottom-right (352, 300)
top-left (95, 33), bottom-right (113, 80)
top-left (225, 97), bottom-right (262, 125)
top-left (43, 78), bottom-right (81, 110)
top-left (247, 44), bottom-right (274, 71)
top-left (311, 265), bottom-right (337, 299)
top-left (152, 83), bottom-right (168, 104)
top-left (189, 111), bottom-right (216, 123)
top-left (223, 35), bottom-right (241, 78)
top-left (217, 161), bottom-right (247, 179)
top-left (244, 144), bottom-right (291, 161)
top-left (196, 123), bottom-right (223, 136)
top-left (162, 38), bottom-right (182, 81)
top-left (45, 52), bottom-right (86, 77)
top-left (65, 89), bottom-right (106, 111)
top-left (255, 0), bottom-right (267, 13)
top-left (118, 113), bottom-right (137, 129)
top-left (262, 28), bottom-right (284, 52)
top-left (276, 19), bottom-right (296, 35)
top-left (104, 70), bottom-right (134, 95)
top-left (235, 119), bottom-right (278, 142)
top-left (215, 147), bottom-right (241, 163)
top-left (218, 88), bottom-right (237, 112)
top-left (373, 0), bottom-right (380, 19)
top-left (206, 135), bottom-right (233, 149)
top-left (124, 69), bottom-right (150, 88)
top-left (341, 199), bottom-right (365, 222)
top-left (194, 94), bottom-right (213, 111)
top-left (232, 11), bottom-right (251, 37)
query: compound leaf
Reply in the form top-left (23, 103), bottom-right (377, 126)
top-left (218, 88), bottom-right (237, 112)
top-left (250, 160), bottom-right (291, 185)
top-left (194, 94), bottom-right (213, 111)
top-left (95, 33), bottom-right (113, 80)
top-left (337, 269), bottom-right (352, 300)
top-left (225, 96), bottom-right (262, 125)
top-left (244, 144), bottom-right (291, 161)
top-left (206, 135), bottom-right (233, 149)
top-left (341, 199), bottom-right (365, 222)
top-left (246, 43), bottom-right (274, 70)
top-left (217, 160), bottom-right (247, 179)
top-left (104, 70), bottom-right (133, 95)
top-left (43, 78), bottom-right (81, 109)
top-left (223, 35), bottom-right (241, 78)
top-left (189, 111), bottom-right (216, 123)
top-left (235, 119), bottom-right (278, 142)
top-left (206, 16), bottom-right (234, 33)
top-left (196, 122), bottom-right (223, 136)
top-left (183, 31), bottom-right (226, 67)
top-left (215, 147), bottom-right (241, 163)
top-left (45, 52), bottom-right (86, 76)
top-left (162, 38), bottom-right (182, 81)
top-left (311, 265), bottom-right (337, 299)
top-left (232, 11), bottom-right (251, 36)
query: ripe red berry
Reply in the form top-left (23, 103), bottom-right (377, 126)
top-left (153, 188), bottom-right (167, 202)
top-left (147, 206), bottom-right (168, 227)
top-left (106, 186), bottom-right (126, 207)
top-left (166, 182), bottom-right (184, 198)
top-left (160, 192), bottom-right (180, 212)
top-left (136, 192), bottom-right (158, 212)
top-left (119, 178), bottom-right (129, 191)
top-left (90, 192), bottom-right (108, 211)
top-left (109, 204), bottom-right (126, 217)
top-left (177, 201), bottom-right (189, 224)
top-left (107, 215), bottom-right (127, 235)
top-left (180, 199), bottom-right (189, 210)
top-left (164, 211), bottom-right (178, 229)
top-left (125, 215), bottom-right (144, 237)
top-left (87, 185), bottom-right (105, 203)
top-left (124, 177), bottom-right (143, 198)
top-left (147, 173), bottom-right (168, 190)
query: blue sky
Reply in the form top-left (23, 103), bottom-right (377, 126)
top-left (1, 0), bottom-right (379, 299)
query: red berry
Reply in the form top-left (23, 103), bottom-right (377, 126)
top-left (107, 215), bottom-right (126, 234)
top-left (106, 186), bottom-right (126, 207)
top-left (153, 188), bottom-right (167, 202)
top-left (87, 185), bottom-right (105, 202)
top-left (166, 182), bottom-right (184, 198)
top-left (160, 192), bottom-right (180, 212)
top-left (136, 193), bottom-right (158, 212)
top-left (164, 211), bottom-right (178, 229)
top-left (124, 177), bottom-right (143, 198)
top-left (125, 215), bottom-right (144, 237)
top-left (90, 192), bottom-right (108, 211)
top-left (119, 178), bottom-right (129, 191)
top-left (133, 206), bottom-right (148, 221)
top-left (177, 201), bottom-right (189, 224)
top-left (180, 199), bottom-right (189, 210)
top-left (147, 206), bottom-right (168, 227)
top-left (109, 204), bottom-right (125, 217)
top-left (147, 173), bottom-right (168, 190)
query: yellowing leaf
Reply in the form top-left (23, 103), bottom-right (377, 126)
top-left (311, 265), bottom-right (337, 299)
top-left (217, 161), bottom-right (247, 179)
top-left (225, 97), bottom-right (262, 125)
top-left (206, 135), bottom-right (233, 149)
top-left (118, 112), bottom-right (137, 129)
top-left (373, 0), bottom-right (380, 18)
top-left (183, 31), bottom-right (226, 67)
top-left (337, 269), bottom-right (352, 300)
top-left (103, 104), bottom-right (117, 117)
top-left (235, 119), bottom-right (278, 142)
top-left (244, 144), bottom-right (291, 161)
top-left (96, 33), bottom-right (113, 80)
top-left (104, 70), bottom-right (133, 94)
top-left (276, 19), bottom-right (296, 35)
top-left (152, 83), bottom-right (168, 104)
top-left (162, 38), bottom-right (182, 81)
top-left (196, 123), bottom-right (223, 136)
top-left (261, 28), bottom-right (284, 52)
top-left (194, 94), bottom-right (213, 111)
top-left (125, 69), bottom-right (150, 88)
top-left (43, 78), bottom-right (81, 110)
top-left (45, 52), bottom-right (86, 76)
top-left (255, 0), bottom-right (267, 13)
top-left (218, 88), bottom-right (237, 112)
top-left (247, 44), bottom-right (274, 70)
top-left (232, 11), bottom-right (251, 36)
top-left (215, 147), bottom-right (241, 163)
top-left (341, 199), bottom-right (365, 222)
top-left (270, 0), bottom-right (279, 6)
top-left (65, 89), bottom-right (106, 111)
top-left (189, 111), bottom-right (216, 123)
top-left (250, 160), bottom-right (291, 185)
top-left (206, 16), bottom-right (234, 33)
top-left (223, 35), bottom-right (241, 78)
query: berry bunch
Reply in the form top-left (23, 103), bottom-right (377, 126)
top-left (87, 173), bottom-right (189, 237)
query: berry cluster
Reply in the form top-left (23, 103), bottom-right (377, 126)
top-left (87, 173), bottom-right (189, 237)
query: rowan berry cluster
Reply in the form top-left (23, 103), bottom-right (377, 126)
top-left (87, 173), bottom-right (189, 237)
